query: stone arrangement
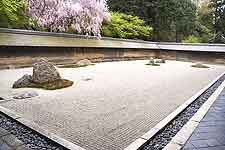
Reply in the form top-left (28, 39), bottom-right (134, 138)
top-left (191, 62), bottom-right (210, 68)
top-left (146, 58), bottom-right (165, 66)
top-left (58, 59), bottom-right (94, 68)
top-left (154, 59), bottom-right (166, 64)
top-left (13, 58), bottom-right (73, 90)
top-left (76, 59), bottom-right (92, 67)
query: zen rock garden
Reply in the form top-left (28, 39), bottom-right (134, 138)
top-left (12, 58), bottom-right (73, 90)
top-left (0, 60), bottom-right (225, 150)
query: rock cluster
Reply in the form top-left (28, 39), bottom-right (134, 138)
top-left (76, 59), bottom-right (92, 67)
top-left (58, 59), bottom-right (93, 68)
top-left (148, 58), bottom-right (155, 65)
top-left (191, 62), bottom-right (210, 68)
top-left (147, 58), bottom-right (165, 66)
top-left (154, 59), bottom-right (166, 64)
top-left (13, 58), bottom-right (73, 90)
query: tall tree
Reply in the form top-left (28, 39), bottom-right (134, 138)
top-left (173, 0), bottom-right (197, 42)
top-left (209, 0), bottom-right (224, 33)
top-left (209, 0), bottom-right (225, 42)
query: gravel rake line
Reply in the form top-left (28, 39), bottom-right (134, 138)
top-left (142, 75), bottom-right (225, 150)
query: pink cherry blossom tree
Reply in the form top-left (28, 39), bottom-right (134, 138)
top-left (27, 0), bottom-right (110, 37)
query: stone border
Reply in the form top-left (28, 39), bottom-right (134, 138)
top-left (0, 28), bottom-right (150, 44)
top-left (124, 71), bottom-right (225, 150)
top-left (163, 80), bottom-right (225, 150)
top-left (0, 106), bottom-right (86, 150)
top-left (163, 81), bottom-right (225, 150)
top-left (1, 28), bottom-right (225, 52)
top-left (1, 28), bottom-right (225, 46)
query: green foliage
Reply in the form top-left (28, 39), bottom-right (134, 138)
top-left (192, 0), bottom-right (225, 43)
top-left (197, 2), bottom-right (214, 31)
top-left (108, 0), bottom-right (197, 42)
top-left (0, 0), bottom-right (27, 28)
top-left (182, 35), bottom-right (200, 43)
top-left (193, 2), bottom-right (215, 43)
top-left (102, 12), bottom-right (153, 40)
top-left (194, 21), bottom-right (213, 43)
top-left (208, 0), bottom-right (225, 43)
top-left (173, 0), bottom-right (197, 41)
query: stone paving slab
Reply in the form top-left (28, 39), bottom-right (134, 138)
top-left (183, 88), bottom-right (225, 150)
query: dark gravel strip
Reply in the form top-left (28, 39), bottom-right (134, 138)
top-left (0, 113), bottom-right (67, 150)
top-left (142, 74), bottom-right (225, 150)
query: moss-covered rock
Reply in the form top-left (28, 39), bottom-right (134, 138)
top-left (146, 63), bottom-right (161, 66)
top-left (76, 59), bottom-right (92, 67)
top-left (58, 64), bottom-right (79, 68)
top-left (58, 63), bottom-right (95, 68)
top-left (191, 63), bottom-right (210, 68)
top-left (34, 79), bottom-right (74, 90)
top-left (13, 79), bottom-right (73, 90)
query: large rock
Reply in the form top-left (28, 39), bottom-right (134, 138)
top-left (13, 58), bottom-right (73, 90)
top-left (12, 74), bottom-right (35, 88)
top-left (32, 58), bottom-right (61, 83)
top-left (76, 59), bottom-right (92, 67)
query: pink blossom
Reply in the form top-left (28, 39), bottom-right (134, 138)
top-left (27, 0), bottom-right (111, 37)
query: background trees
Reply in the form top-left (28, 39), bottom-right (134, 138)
top-left (108, 0), bottom-right (225, 43)
top-left (108, 0), bottom-right (197, 42)
top-left (208, 0), bottom-right (225, 42)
